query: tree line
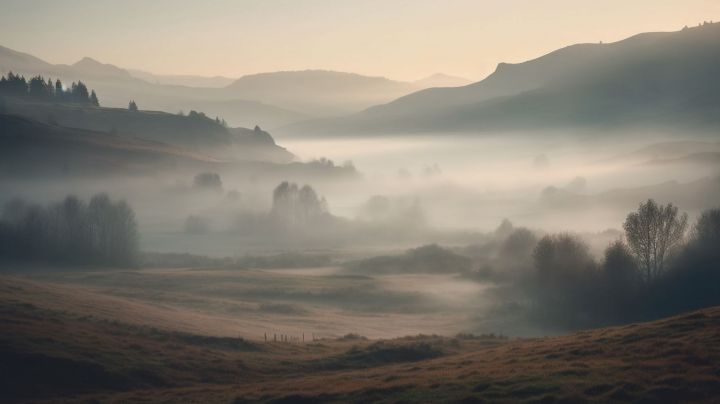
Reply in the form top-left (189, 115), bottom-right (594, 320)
top-left (0, 72), bottom-right (99, 106)
top-left (0, 194), bottom-right (138, 266)
top-left (515, 199), bottom-right (720, 328)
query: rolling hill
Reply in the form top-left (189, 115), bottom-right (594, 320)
top-left (282, 22), bottom-right (720, 137)
top-left (1, 273), bottom-right (719, 403)
top-left (0, 113), bottom-right (222, 177)
top-left (0, 96), bottom-right (294, 163)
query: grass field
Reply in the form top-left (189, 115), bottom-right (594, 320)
top-left (1, 270), bottom-right (719, 403)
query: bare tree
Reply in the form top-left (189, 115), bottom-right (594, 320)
top-left (623, 199), bottom-right (687, 283)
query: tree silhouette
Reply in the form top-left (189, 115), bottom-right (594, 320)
top-left (71, 81), bottom-right (90, 103)
top-left (0, 194), bottom-right (139, 266)
top-left (623, 199), bottom-right (688, 283)
top-left (54, 79), bottom-right (64, 99)
top-left (28, 76), bottom-right (53, 98)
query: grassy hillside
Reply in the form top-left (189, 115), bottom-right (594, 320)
top-left (2, 97), bottom-right (231, 149)
top-left (0, 96), bottom-right (295, 163)
top-left (0, 113), bottom-right (223, 177)
top-left (1, 274), bottom-right (719, 403)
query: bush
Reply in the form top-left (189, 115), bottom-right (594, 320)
top-left (193, 172), bottom-right (223, 191)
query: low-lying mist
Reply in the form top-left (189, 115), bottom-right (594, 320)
top-left (2, 128), bottom-right (720, 338)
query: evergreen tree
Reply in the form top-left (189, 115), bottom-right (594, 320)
top-left (90, 90), bottom-right (99, 106)
top-left (29, 76), bottom-right (53, 98)
top-left (0, 72), bottom-right (28, 96)
top-left (55, 79), bottom-right (64, 99)
top-left (71, 81), bottom-right (90, 103)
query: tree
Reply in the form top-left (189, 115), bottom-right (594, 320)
top-left (499, 227), bottom-right (537, 262)
top-left (0, 72), bottom-right (28, 96)
top-left (55, 79), bottom-right (63, 97)
top-left (128, 100), bottom-right (138, 111)
top-left (691, 207), bottom-right (720, 248)
top-left (494, 218), bottom-right (514, 240)
top-left (598, 240), bottom-right (640, 322)
top-left (109, 200), bottom-right (138, 265)
top-left (530, 233), bottom-right (597, 327)
top-left (623, 199), bottom-right (688, 283)
top-left (28, 76), bottom-right (53, 98)
top-left (90, 90), bottom-right (99, 106)
top-left (533, 233), bottom-right (595, 282)
top-left (193, 172), bottom-right (223, 191)
top-left (270, 182), bottom-right (328, 227)
top-left (0, 194), bottom-right (139, 266)
top-left (71, 81), bottom-right (90, 103)
top-left (602, 240), bottom-right (638, 284)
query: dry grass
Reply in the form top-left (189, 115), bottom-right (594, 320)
top-left (1, 275), bottom-right (719, 403)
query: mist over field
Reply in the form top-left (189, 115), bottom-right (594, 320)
top-left (1, 3), bottom-right (720, 402)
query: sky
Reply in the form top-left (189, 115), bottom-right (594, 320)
top-left (1, 0), bottom-right (718, 81)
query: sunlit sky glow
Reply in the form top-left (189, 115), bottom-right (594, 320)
top-left (1, 0), bottom-right (718, 81)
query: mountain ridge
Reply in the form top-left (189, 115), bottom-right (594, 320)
top-left (281, 23), bottom-right (720, 137)
top-left (0, 45), bottom-right (472, 127)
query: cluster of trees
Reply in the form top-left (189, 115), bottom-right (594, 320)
top-left (175, 109), bottom-right (228, 127)
top-left (0, 72), bottom-right (99, 106)
top-left (271, 182), bottom-right (329, 227)
top-left (0, 194), bottom-right (138, 266)
top-left (193, 172), bottom-right (223, 191)
top-left (523, 199), bottom-right (720, 328)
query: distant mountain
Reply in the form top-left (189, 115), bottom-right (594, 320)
top-left (0, 49), bottom-right (307, 128)
top-left (127, 69), bottom-right (236, 87)
top-left (412, 73), bottom-right (472, 88)
top-left (220, 70), bottom-right (418, 116)
top-left (71, 57), bottom-right (133, 80)
top-left (282, 23), bottom-right (720, 136)
top-left (0, 45), bottom-right (481, 127)
top-left (0, 45), bottom-right (57, 76)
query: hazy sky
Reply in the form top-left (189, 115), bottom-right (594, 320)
top-left (1, 0), bottom-right (718, 81)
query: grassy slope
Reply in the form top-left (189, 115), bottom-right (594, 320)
top-left (1, 97), bottom-right (295, 163)
top-left (0, 113), bottom-right (223, 176)
top-left (1, 275), bottom-right (719, 403)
